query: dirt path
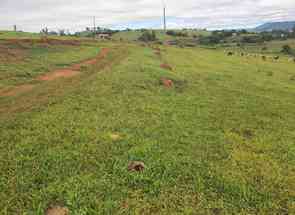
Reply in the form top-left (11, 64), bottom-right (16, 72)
top-left (0, 48), bottom-right (110, 97)
top-left (0, 84), bottom-right (34, 97)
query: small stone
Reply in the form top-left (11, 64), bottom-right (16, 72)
top-left (128, 161), bottom-right (145, 172)
top-left (110, 133), bottom-right (121, 141)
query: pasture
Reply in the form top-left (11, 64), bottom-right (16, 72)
top-left (0, 35), bottom-right (294, 214)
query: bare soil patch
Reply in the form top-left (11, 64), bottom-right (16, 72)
top-left (46, 206), bottom-right (69, 215)
top-left (38, 69), bottom-right (80, 81)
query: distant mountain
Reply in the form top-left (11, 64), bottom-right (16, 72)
top-left (254, 21), bottom-right (295, 32)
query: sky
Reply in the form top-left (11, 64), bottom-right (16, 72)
top-left (0, 0), bottom-right (295, 32)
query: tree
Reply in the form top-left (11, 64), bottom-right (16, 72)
top-left (59, 29), bottom-right (66, 36)
top-left (41, 27), bottom-right (48, 35)
top-left (292, 25), bottom-right (295, 38)
top-left (281, 44), bottom-right (292, 54)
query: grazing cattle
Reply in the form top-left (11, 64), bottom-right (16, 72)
top-left (240, 53), bottom-right (245, 57)
top-left (262, 56), bottom-right (267, 61)
top-left (274, 56), bottom-right (280, 60)
top-left (227, 51), bottom-right (234, 56)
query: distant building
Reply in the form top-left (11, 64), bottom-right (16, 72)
top-left (96, 33), bottom-right (111, 40)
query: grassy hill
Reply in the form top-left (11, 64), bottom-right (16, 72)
top-left (0, 37), bottom-right (294, 214)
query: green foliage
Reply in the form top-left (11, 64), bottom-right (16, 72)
top-left (281, 44), bottom-right (293, 55)
top-left (138, 30), bottom-right (157, 42)
top-left (166, 30), bottom-right (188, 37)
top-left (199, 35), bottom-right (222, 45)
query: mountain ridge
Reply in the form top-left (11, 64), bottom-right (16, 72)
top-left (254, 21), bottom-right (295, 32)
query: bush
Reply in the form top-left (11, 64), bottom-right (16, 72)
top-left (281, 45), bottom-right (293, 55)
top-left (199, 35), bottom-right (222, 45)
top-left (138, 31), bottom-right (157, 42)
top-left (166, 30), bottom-right (188, 37)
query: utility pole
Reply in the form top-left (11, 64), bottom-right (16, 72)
top-left (13, 25), bottom-right (17, 32)
top-left (93, 16), bottom-right (96, 39)
top-left (163, 6), bottom-right (167, 33)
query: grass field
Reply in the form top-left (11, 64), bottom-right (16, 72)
top-left (0, 36), bottom-right (294, 214)
top-left (220, 39), bottom-right (295, 56)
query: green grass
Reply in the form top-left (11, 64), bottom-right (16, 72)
top-left (0, 40), bottom-right (294, 214)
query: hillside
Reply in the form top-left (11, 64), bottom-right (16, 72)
top-left (0, 37), bottom-right (295, 214)
top-left (254, 21), bottom-right (295, 32)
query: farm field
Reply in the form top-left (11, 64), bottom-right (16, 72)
top-left (0, 36), bottom-right (295, 214)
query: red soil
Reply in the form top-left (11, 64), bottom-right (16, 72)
top-left (161, 78), bottom-right (173, 88)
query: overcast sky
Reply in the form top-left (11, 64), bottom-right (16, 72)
top-left (0, 0), bottom-right (295, 32)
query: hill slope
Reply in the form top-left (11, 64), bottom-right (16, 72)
top-left (0, 39), bottom-right (295, 214)
top-left (254, 21), bottom-right (295, 32)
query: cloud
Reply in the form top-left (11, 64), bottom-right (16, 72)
top-left (0, 0), bottom-right (294, 32)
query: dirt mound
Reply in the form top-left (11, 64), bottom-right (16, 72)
top-left (128, 161), bottom-right (145, 172)
top-left (161, 78), bottom-right (174, 88)
top-left (160, 63), bottom-right (173, 71)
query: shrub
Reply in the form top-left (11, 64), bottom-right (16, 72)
top-left (281, 45), bottom-right (293, 55)
top-left (199, 35), bottom-right (222, 45)
top-left (138, 30), bottom-right (157, 42)
top-left (166, 30), bottom-right (188, 37)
